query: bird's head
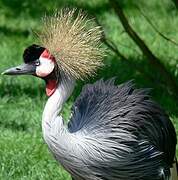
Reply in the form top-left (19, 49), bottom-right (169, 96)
top-left (2, 44), bottom-right (58, 96)
top-left (2, 9), bottom-right (104, 96)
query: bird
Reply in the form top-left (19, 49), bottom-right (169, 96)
top-left (2, 9), bottom-right (177, 180)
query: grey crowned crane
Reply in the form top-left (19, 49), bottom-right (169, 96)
top-left (2, 9), bottom-right (177, 180)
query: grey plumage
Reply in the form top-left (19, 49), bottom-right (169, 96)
top-left (48, 78), bottom-right (176, 180)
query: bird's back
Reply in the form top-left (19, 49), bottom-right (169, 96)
top-left (66, 79), bottom-right (177, 180)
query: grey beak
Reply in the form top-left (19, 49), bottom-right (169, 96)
top-left (1, 63), bottom-right (36, 75)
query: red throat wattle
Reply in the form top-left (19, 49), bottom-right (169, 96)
top-left (46, 80), bottom-right (57, 96)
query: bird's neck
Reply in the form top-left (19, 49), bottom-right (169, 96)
top-left (42, 73), bottom-right (75, 139)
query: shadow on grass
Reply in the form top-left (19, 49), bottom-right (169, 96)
top-left (1, 0), bottom-right (110, 18)
top-left (0, 26), bottom-right (31, 37)
top-left (0, 120), bottom-right (27, 132)
top-left (0, 78), bottom-right (45, 98)
top-left (4, 0), bottom-right (174, 18)
top-left (1, 55), bottom-right (178, 117)
top-left (0, 0), bottom-right (111, 39)
top-left (1, 54), bottom-right (178, 115)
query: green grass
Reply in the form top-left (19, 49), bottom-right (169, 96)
top-left (0, 0), bottom-right (178, 179)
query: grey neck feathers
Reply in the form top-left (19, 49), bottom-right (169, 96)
top-left (42, 73), bottom-right (75, 140)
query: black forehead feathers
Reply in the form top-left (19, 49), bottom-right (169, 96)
top-left (23, 44), bottom-right (45, 63)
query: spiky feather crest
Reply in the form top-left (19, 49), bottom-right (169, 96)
top-left (38, 8), bottom-right (105, 80)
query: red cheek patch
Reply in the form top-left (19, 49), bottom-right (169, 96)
top-left (41, 49), bottom-right (56, 62)
top-left (46, 80), bottom-right (57, 96)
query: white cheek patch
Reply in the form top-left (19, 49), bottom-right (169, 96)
top-left (36, 57), bottom-right (55, 77)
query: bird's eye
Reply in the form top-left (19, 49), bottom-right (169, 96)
top-left (35, 60), bottom-right (40, 66)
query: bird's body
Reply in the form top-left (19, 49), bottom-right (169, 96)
top-left (2, 9), bottom-right (177, 180)
top-left (42, 74), bottom-right (176, 180)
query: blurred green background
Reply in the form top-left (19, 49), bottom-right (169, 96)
top-left (0, 0), bottom-right (178, 179)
